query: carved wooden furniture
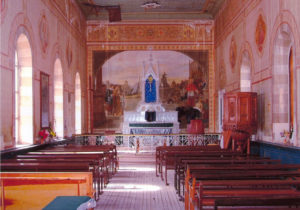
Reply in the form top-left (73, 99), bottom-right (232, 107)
top-left (223, 92), bottom-right (258, 153)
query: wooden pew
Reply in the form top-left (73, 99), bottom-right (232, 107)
top-left (0, 162), bottom-right (100, 200)
top-left (213, 197), bottom-right (300, 210)
top-left (155, 145), bottom-right (221, 177)
top-left (186, 169), bottom-right (300, 208)
top-left (175, 157), bottom-right (281, 197)
top-left (30, 145), bottom-right (118, 176)
top-left (158, 147), bottom-right (224, 179)
top-left (2, 156), bottom-right (105, 196)
top-left (185, 163), bottom-right (300, 210)
top-left (194, 179), bottom-right (300, 210)
top-left (16, 153), bottom-right (109, 191)
top-left (0, 172), bottom-right (94, 210)
top-left (22, 144), bottom-right (118, 190)
top-left (161, 150), bottom-right (244, 185)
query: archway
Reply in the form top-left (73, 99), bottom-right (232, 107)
top-left (54, 58), bottom-right (64, 137)
top-left (14, 33), bottom-right (33, 145)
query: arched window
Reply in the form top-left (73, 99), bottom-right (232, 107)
top-left (272, 24), bottom-right (295, 143)
top-left (54, 59), bottom-right (64, 137)
top-left (14, 34), bottom-right (33, 145)
top-left (75, 72), bottom-right (81, 134)
top-left (240, 51), bottom-right (251, 92)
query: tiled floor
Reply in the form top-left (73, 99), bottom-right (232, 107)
top-left (95, 152), bottom-right (184, 210)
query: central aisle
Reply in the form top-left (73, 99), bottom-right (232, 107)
top-left (95, 152), bottom-right (184, 210)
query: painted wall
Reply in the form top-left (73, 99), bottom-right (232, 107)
top-left (100, 51), bottom-right (209, 130)
top-left (0, 0), bottom-right (87, 149)
top-left (215, 0), bottom-right (300, 147)
top-left (86, 20), bottom-right (216, 132)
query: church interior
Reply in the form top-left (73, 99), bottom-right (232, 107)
top-left (1, 0), bottom-right (300, 209)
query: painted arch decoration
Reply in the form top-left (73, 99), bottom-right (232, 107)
top-left (229, 36), bottom-right (237, 71)
top-left (39, 14), bottom-right (49, 54)
top-left (255, 14), bottom-right (267, 54)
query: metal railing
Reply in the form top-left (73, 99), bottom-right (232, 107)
top-left (73, 133), bottom-right (221, 151)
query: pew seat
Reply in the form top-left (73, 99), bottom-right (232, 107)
top-left (0, 172), bottom-right (94, 210)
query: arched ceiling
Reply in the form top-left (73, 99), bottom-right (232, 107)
top-left (76, 0), bottom-right (225, 21)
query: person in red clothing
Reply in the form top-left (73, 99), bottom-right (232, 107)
top-left (186, 78), bottom-right (198, 107)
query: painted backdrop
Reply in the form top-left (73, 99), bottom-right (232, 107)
top-left (102, 51), bottom-right (209, 129)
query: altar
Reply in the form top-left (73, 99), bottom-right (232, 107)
top-left (122, 55), bottom-right (179, 134)
top-left (123, 111), bottom-right (179, 134)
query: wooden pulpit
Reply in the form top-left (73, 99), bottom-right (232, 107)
top-left (223, 92), bottom-right (257, 154)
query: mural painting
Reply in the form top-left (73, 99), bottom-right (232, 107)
top-left (255, 14), bottom-right (266, 54)
top-left (66, 38), bottom-right (73, 67)
top-left (229, 36), bottom-right (237, 71)
top-left (39, 14), bottom-right (49, 54)
top-left (101, 51), bottom-right (209, 129)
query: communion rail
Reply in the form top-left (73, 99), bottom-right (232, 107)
top-left (72, 133), bottom-right (221, 151)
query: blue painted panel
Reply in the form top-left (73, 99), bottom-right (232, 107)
top-left (257, 142), bottom-right (300, 164)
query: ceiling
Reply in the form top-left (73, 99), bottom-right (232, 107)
top-left (76, 0), bottom-right (225, 21)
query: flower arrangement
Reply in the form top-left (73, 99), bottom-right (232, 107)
top-left (48, 127), bottom-right (56, 138)
top-left (38, 129), bottom-right (49, 144)
top-left (38, 123), bottom-right (56, 144)
top-left (280, 126), bottom-right (293, 145)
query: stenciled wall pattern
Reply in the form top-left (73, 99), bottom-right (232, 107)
top-left (87, 22), bottom-right (213, 43)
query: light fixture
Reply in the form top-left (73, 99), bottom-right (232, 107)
top-left (141, 1), bottom-right (161, 9)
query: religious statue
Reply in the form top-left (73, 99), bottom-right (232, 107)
top-left (145, 75), bottom-right (156, 103)
top-left (186, 78), bottom-right (198, 107)
top-left (105, 81), bottom-right (113, 115)
top-left (112, 86), bottom-right (123, 117)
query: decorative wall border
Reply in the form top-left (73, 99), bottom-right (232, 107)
top-left (87, 22), bottom-right (214, 43)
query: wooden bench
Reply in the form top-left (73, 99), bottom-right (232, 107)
top-left (194, 179), bottom-right (300, 210)
top-left (213, 197), bottom-right (300, 210)
top-left (18, 144), bottom-right (118, 189)
top-left (30, 145), bottom-right (118, 176)
top-left (21, 144), bottom-right (119, 190)
top-left (17, 153), bottom-right (111, 187)
top-left (0, 172), bottom-right (94, 210)
top-left (0, 161), bottom-right (100, 200)
top-left (175, 157), bottom-right (281, 197)
top-left (2, 156), bottom-right (106, 196)
top-left (155, 145), bottom-right (221, 177)
top-left (161, 150), bottom-right (244, 185)
top-left (185, 163), bottom-right (300, 210)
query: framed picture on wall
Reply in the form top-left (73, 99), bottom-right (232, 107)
top-left (40, 72), bottom-right (50, 128)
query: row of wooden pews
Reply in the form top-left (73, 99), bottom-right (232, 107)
top-left (0, 143), bottom-right (118, 210)
top-left (156, 145), bottom-right (222, 185)
top-left (156, 145), bottom-right (300, 209)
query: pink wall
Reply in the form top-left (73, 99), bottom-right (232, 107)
top-left (0, 0), bottom-right (87, 148)
top-left (215, 0), bottom-right (300, 146)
